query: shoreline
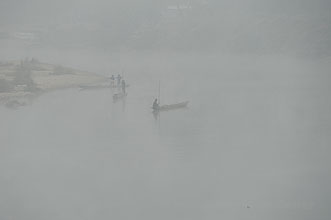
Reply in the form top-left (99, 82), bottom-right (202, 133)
top-left (0, 59), bottom-right (108, 108)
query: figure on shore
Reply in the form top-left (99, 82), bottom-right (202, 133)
top-left (116, 74), bottom-right (122, 87)
top-left (110, 75), bottom-right (115, 87)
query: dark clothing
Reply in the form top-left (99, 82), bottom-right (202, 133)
top-left (153, 99), bottom-right (159, 110)
top-left (110, 75), bottom-right (115, 87)
top-left (116, 75), bottom-right (122, 86)
top-left (121, 80), bottom-right (126, 94)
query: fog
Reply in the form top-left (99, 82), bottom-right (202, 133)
top-left (1, 1), bottom-right (331, 220)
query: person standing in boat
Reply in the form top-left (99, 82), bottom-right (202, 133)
top-left (121, 79), bottom-right (126, 94)
top-left (116, 74), bottom-right (122, 87)
top-left (153, 98), bottom-right (159, 111)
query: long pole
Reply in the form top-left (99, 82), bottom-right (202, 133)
top-left (158, 80), bottom-right (161, 129)
top-left (158, 80), bottom-right (161, 105)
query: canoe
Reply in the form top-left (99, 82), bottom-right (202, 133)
top-left (153, 101), bottom-right (189, 112)
top-left (110, 84), bottom-right (130, 89)
top-left (79, 84), bottom-right (129, 90)
top-left (113, 92), bottom-right (127, 101)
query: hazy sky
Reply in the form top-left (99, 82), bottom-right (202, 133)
top-left (1, 0), bottom-right (331, 25)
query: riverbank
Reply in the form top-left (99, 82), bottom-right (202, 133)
top-left (0, 58), bottom-right (108, 108)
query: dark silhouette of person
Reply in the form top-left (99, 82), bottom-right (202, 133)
top-left (110, 75), bottom-right (115, 87)
top-left (153, 98), bottom-right (159, 111)
top-left (116, 74), bottom-right (122, 86)
top-left (121, 79), bottom-right (126, 94)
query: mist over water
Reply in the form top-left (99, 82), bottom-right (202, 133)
top-left (1, 1), bottom-right (331, 220)
top-left (1, 48), bottom-right (330, 219)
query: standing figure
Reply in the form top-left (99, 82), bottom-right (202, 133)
top-left (121, 79), bottom-right (126, 94)
top-left (116, 74), bottom-right (122, 87)
top-left (110, 75), bottom-right (115, 87)
top-left (152, 98), bottom-right (159, 111)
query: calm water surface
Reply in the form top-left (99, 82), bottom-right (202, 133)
top-left (1, 48), bottom-right (330, 220)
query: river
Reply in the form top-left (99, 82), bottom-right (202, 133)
top-left (0, 45), bottom-right (330, 219)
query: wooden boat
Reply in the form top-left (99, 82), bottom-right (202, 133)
top-left (110, 84), bottom-right (129, 89)
top-left (113, 92), bottom-right (127, 102)
top-left (153, 101), bottom-right (189, 112)
top-left (152, 81), bottom-right (189, 114)
top-left (79, 84), bottom-right (129, 90)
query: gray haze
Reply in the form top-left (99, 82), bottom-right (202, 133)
top-left (1, 0), bottom-right (331, 220)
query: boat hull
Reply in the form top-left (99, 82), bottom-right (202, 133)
top-left (80, 84), bottom-right (129, 90)
top-left (153, 101), bottom-right (189, 112)
top-left (113, 92), bottom-right (127, 102)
